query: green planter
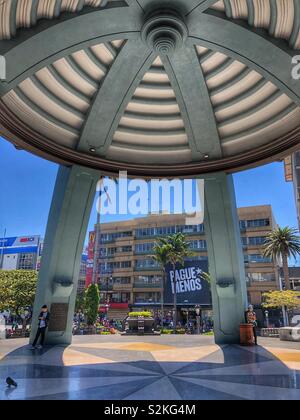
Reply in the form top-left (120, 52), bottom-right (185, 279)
top-left (125, 316), bottom-right (155, 335)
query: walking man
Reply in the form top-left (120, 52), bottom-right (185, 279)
top-left (31, 305), bottom-right (50, 349)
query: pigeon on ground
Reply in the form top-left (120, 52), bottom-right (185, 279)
top-left (6, 377), bottom-right (18, 387)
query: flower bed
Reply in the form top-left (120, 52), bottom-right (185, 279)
top-left (6, 328), bottom-right (30, 339)
top-left (73, 322), bottom-right (117, 336)
top-left (160, 328), bottom-right (186, 335)
top-left (128, 311), bottom-right (152, 318)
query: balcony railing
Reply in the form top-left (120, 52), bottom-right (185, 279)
top-left (113, 283), bottom-right (133, 291)
top-left (135, 266), bottom-right (160, 272)
top-left (134, 300), bottom-right (161, 304)
top-left (133, 282), bottom-right (162, 289)
top-left (98, 284), bottom-right (113, 291)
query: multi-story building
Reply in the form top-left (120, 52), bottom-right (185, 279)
top-left (88, 205), bottom-right (279, 319)
top-left (0, 235), bottom-right (41, 271)
top-left (77, 254), bottom-right (87, 295)
top-left (239, 206), bottom-right (279, 305)
top-left (280, 267), bottom-right (300, 291)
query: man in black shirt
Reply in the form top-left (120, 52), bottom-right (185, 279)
top-left (31, 305), bottom-right (50, 349)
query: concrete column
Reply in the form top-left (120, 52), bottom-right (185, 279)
top-left (204, 173), bottom-right (248, 344)
top-left (30, 165), bottom-right (100, 345)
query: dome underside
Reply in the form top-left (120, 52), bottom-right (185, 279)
top-left (2, 42), bottom-right (299, 165)
top-left (0, 0), bottom-right (299, 176)
top-left (1, 0), bottom-right (300, 48)
top-left (211, 0), bottom-right (300, 49)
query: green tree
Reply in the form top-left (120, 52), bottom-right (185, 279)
top-left (0, 270), bottom-right (37, 314)
top-left (262, 227), bottom-right (300, 290)
top-left (152, 241), bottom-right (172, 328)
top-left (75, 292), bottom-right (85, 313)
top-left (262, 290), bottom-right (300, 325)
top-left (157, 233), bottom-right (193, 333)
top-left (84, 284), bottom-right (100, 325)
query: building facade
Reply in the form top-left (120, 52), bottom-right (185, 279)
top-left (77, 253), bottom-right (88, 295)
top-left (0, 235), bottom-right (41, 271)
top-left (280, 267), bottom-right (300, 291)
top-left (87, 205), bottom-right (279, 316)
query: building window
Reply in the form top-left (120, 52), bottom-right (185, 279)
top-left (100, 246), bottom-right (132, 257)
top-left (189, 240), bottom-right (207, 250)
top-left (100, 260), bottom-right (131, 273)
top-left (113, 277), bottom-right (131, 284)
top-left (103, 292), bottom-right (130, 303)
top-left (185, 256), bottom-right (208, 263)
top-left (240, 220), bottom-right (247, 230)
top-left (17, 253), bottom-right (35, 270)
top-left (245, 219), bottom-right (270, 228)
top-left (134, 292), bottom-right (161, 303)
top-left (134, 275), bottom-right (162, 287)
top-left (241, 237), bottom-right (248, 246)
top-left (100, 231), bottom-right (132, 243)
top-left (135, 243), bottom-right (155, 254)
top-left (135, 259), bottom-right (160, 269)
top-left (120, 246), bottom-right (132, 253)
top-left (242, 236), bottom-right (267, 246)
top-left (248, 236), bottom-right (267, 246)
top-left (247, 273), bottom-right (276, 283)
top-left (135, 224), bottom-right (204, 238)
top-left (245, 254), bottom-right (272, 263)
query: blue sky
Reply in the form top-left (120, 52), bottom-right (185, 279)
top-left (0, 136), bottom-right (298, 258)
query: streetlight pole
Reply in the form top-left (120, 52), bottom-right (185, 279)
top-left (108, 275), bottom-right (113, 303)
top-left (92, 179), bottom-right (102, 285)
top-left (265, 310), bottom-right (269, 329)
top-left (92, 179), bottom-right (113, 287)
top-left (277, 265), bottom-right (288, 327)
top-left (195, 305), bottom-right (201, 335)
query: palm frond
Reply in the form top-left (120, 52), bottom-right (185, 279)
top-left (262, 226), bottom-right (300, 260)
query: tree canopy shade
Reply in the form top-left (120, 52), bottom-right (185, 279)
top-left (262, 227), bottom-right (300, 290)
top-left (0, 270), bottom-right (37, 314)
top-left (263, 290), bottom-right (300, 312)
top-left (84, 284), bottom-right (100, 325)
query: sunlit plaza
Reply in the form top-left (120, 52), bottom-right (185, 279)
top-left (1, 335), bottom-right (300, 401)
top-left (1, 0), bottom-right (300, 404)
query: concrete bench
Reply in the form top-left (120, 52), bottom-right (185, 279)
top-left (259, 328), bottom-right (279, 338)
top-left (279, 327), bottom-right (300, 342)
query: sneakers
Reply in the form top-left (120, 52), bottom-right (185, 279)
top-left (30, 345), bottom-right (37, 350)
top-left (37, 345), bottom-right (43, 349)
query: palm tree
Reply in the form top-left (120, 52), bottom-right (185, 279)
top-left (152, 241), bottom-right (172, 329)
top-left (202, 272), bottom-right (211, 288)
top-left (262, 227), bottom-right (300, 291)
top-left (164, 233), bottom-right (194, 333)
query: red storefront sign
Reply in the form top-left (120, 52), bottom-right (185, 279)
top-left (85, 231), bottom-right (95, 287)
top-left (109, 303), bottom-right (129, 310)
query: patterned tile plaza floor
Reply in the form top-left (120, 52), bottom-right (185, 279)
top-left (0, 335), bottom-right (299, 400)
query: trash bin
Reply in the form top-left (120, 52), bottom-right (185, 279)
top-left (240, 323), bottom-right (254, 346)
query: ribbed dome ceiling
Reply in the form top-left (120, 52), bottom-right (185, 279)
top-left (0, 0), bottom-right (299, 176)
